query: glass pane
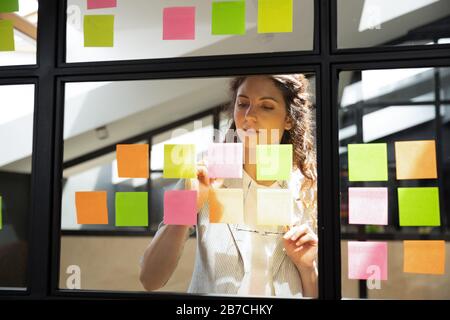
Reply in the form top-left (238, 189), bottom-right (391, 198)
top-left (0, 0), bottom-right (38, 66)
top-left (339, 67), bottom-right (450, 299)
top-left (0, 84), bottom-right (34, 289)
top-left (59, 74), bottom-right (319, 298)
top-left (66, 0), bottom-right (314, 63)
top-left (337, 0), bottom-right (450, 49)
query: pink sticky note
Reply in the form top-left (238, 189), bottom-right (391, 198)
top-left (164, 190), bottom-right (197, 225)
top-left (348, 187), bottom-right (388, 225)
top-left (87, 0), bottom-right (117, 9)
top-left (163, 7), bottom-right (195, 40)
top-left (207, 143), bottom-right (243, 178)
top-left (348, 241), bottom-right (388, 280)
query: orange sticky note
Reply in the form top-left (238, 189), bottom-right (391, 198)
top-left (75, 191), bottom-right (109, 224)
top-left (403, 240), bottom-right (445, 275)
top-left (116, 144), bottom-right (149, 178)
top-left (395, 140), bottom-right (437, 180)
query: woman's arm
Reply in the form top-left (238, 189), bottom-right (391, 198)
top-left (296, 261), bottom-right (318, 298)
top-left (139, 224), bottom-right (191, 291)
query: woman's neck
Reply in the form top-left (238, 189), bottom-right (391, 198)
top-left (243, 146), bottom-right (277, 187)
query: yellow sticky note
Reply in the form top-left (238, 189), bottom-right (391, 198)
top-left (403, 240), bottom-right (445, 275)
top-left (395, 140), bottom-right (437, 180)
top-left (257, 189), bottom-right (292, 226)
top-left (163, 144), bottom-right (196, 179)
top-left (258, 0), bottom-right (293, 33)
top-left (209, 188), bottom-right (244, 224)
top-left (84, 15), bottom-right (114, 47)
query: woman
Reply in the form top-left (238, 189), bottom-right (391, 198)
top-left (140, 74), bottom-right (318, 298)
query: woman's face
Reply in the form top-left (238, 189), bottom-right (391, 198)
top-left (234, 76), bottom-right (292, 148)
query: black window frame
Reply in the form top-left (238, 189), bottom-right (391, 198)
top-left (0, 0), bottom-right (448, 300)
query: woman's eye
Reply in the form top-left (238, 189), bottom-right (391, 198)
top-left (262, 105), bottom-right (274, 110)
top-left (237, 102), bottom-right (249, 108)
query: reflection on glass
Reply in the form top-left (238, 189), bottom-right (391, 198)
top-left (66, 0), bottom-right (314, 63)
top-left (0, 0), bottom-right (38, 66)
top-left (337, 0), bottom-right (450, 49)
top-left (339, 67), bottom-right (450, 299)
top-left (0, 84), bottom-right (34, 289)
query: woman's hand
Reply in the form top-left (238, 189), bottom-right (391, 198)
top-left (184, 162), bottom-right (224, 212)
top-left (282, 224), bottom-right (318, 270)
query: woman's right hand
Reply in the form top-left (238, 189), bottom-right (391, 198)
top-left (184, 162), bottom-right (224, 212)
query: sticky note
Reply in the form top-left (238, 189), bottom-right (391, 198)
top-left (164, 190), bottom-right (197, 226)
top-left (87, 0), bottom-right (117, 9)
top-left (0, 0), bottom-right (18, 12)
top-left (209, 188), bottom-right (244, 224)
top-left (84, 15), bottom-right (114, 47)
top-left (348, 241), bottom-right (388, 280)
top-left (75, 191), bottom-right (108, 224)
top-left (212, 1), bottom-right (246, 35)
top-left (348, 143), bottom-right (388, 181)
top-left (258, 0), bottom-right (293, 33)
top-left (403, 240), bottom-right (445, 275)
top-left (163, 144), bottom-right (196, 179)
top-left (207, 143), bottom-right (243, 178)
top-left (0, 20), bottom-right (15, 51)
top-left (256, 144), bottom-right (292, 181)
top-left (116, 144), bottom-right (149, 178)
top-left (257, 189), bottom-right (292, 226)
top-left (115, 192), bottom-right (148, 227)
top-left (163, 7), bottom-right (195, 40)
top-left (348, 188), bottom-right (388, 225)
top-left (398, 187), bottom-right (440, 226)
top-left (395, 140), bottom-right (437, 180)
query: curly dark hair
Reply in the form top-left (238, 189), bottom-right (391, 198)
top-left (224, 74), bottom-right (317, 192)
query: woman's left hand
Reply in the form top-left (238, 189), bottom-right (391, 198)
top-left (282, 224), bottom-right (318, 269)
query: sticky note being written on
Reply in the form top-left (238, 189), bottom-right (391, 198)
top-left (163, 144), bottom-right (196, 179)
top-left (348, 241), bottom-right (388, 280)
top-left (87, 0), bottom-right (117, 9)
top-left (256, 144), bottom-right (292, 181)
top-left (0, 20), bottom-right (15, 51)
top-left (115, 192), bottom-right (148, 227)
top-left (348, 187), bottom-right (388, 225)
top-left (209, 188), bottom-right (244, 224)
top-left (403, 240), bottom-right (445, 275)
top-left (348, 143), bottom-right (388, 181)
top-left (258, 0), bottom-right (293, 33)
top-left (207, 143), bottom-right (243, 178)
top-left (398, 187), bottom-right (440, 226)
top-left (116, 144), bottom-right (149, 178)
top-left (0, 0), bottom-right (18, 12)
top-left (395, 140), bottom-right (437, 180)
top-left (163, 7), bottom-right (196, 40)
top-left (164, 190), bottom-right (197, 226)
top-left (84, 15), bottom-right (114, 47)
top-left (75, 191), bottom-right (109, 224)
top-left (212, 1), bottom-right (246, 35)
top-left (257, 189), bottom-right (292, 226)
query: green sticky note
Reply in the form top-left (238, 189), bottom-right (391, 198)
top-left (0, 20), bottom-right (15, 51)
top-left (398, 187), bottom-right (440, 227)
top-left (84, 15), bottom-right (114, 47)
top-left (256, 144), bottom-right (292, 181)
top-left (0, 0), bottom-right (18, 12)
top-left (258, 0), bottom-right (293, 33)
top-left (212, 1), bottom-right (246, 35)
top-left (348, 143), bottom-right (388, 181)
top-left (163, 144), bottom-right (196, 179)
top-left (115, 192), bottom-right (148, 227)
